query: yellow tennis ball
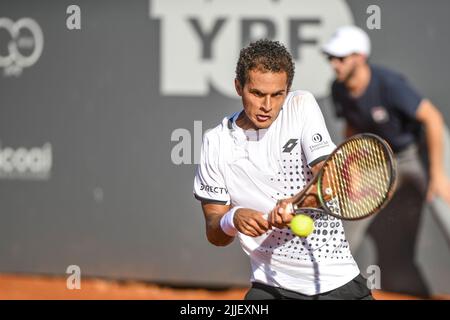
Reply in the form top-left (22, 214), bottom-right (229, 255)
top-left (290, 214), bottom-right (314, 237)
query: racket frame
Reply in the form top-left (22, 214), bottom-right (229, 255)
top-left (292, 133), bottom-right (398, 220)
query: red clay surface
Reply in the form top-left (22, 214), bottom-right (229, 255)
top-left (0, 274), bottom-right (448, 300)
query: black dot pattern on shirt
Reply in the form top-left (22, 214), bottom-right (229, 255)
top-left (261, 150), bottom-right (353, 262)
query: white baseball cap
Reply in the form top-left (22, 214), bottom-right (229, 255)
top-left (322, 25), bottom-right (371, 57)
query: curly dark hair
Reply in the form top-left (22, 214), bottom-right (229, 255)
top-left (235, 39), bottom-right (295, 90)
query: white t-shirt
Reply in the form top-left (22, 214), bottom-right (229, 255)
top-left (193, 90), bottom-right (360, 295)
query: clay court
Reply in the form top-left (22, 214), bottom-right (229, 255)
top-left (1, 274), bottom-right (448, 300)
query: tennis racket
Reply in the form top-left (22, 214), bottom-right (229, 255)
top-left (286, 133), bottom-right (397, 220)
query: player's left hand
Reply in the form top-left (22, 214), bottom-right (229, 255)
top-left (427, 173), bottom-right (450, 206)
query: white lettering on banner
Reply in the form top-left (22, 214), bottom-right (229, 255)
top-left (149, 0), bottom-right (353, 98)
top-left (0, 142), bottom-right (52, 180)
top-left (0, 17), bottom-right (44, 76)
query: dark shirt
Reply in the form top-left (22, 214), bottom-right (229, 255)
top-left (332, 64), bottom-right (423, 152)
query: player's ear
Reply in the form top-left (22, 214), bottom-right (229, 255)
top-left (235, 79), bottom-right (243, 97)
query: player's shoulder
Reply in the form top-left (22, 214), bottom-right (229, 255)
top-left (287, 89), bottom-right (314, 99)
top-left (202, 113), bottom-right (237, 143)
top-left (284, 90), bottom-right (317, 111)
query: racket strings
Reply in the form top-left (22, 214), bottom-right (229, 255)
top-left (358, 142), bottom-right (389, 214)
top-left (350, 139), bottom-right (389, 217)
top-left (358, 139), bottom-right (383, 216)
top-left (352, 139), bottom-right (390, 217)
top-left (324, 138), bottom-right (392, 219)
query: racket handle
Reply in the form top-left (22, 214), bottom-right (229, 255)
top-left (290, 179), bottom-right (321, 207)
top-left (291, 178), bottom-right (333, 209)
top-left (293, 193), bottom-right (321, 209)
top-left (262, 203), bottom-right (294, 220)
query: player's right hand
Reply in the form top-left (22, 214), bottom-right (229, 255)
top-left (233, 208), bottom-right (272, 237)
top-left (268, 200), bottom-right (295, 229)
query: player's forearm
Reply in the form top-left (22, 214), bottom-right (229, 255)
top-left (205, 214), bottom-right (235, 247)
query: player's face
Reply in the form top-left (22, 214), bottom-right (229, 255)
top-left (328, 54), bottom-right (358, 82)
top-left (235, 69), bottom-right (288, 130)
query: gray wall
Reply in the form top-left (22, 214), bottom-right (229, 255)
top-left (0, 0), bottom-right (449, 294)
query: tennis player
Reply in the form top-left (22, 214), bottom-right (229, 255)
top-left (193, 39), bottom-right (373, 300)
top-left (322, 25), bottom-right (450, 296)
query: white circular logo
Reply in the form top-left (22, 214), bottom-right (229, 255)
top-left (0, 17), bottom-right (44, 75)
top-left (312, 133), bottom-right (323, 143)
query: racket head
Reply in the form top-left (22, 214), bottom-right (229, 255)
top-left (317, 133), bottom-right (397, 220)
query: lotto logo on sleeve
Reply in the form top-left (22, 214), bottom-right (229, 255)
top-left (200, 183), bottom-right (228, 195)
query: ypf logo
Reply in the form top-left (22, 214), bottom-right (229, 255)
top-left (150, 0), bottom-right (353, 98)
top-left (0, 17), bottom-right (44, 76)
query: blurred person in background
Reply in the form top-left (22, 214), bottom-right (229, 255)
top-left (323, 25), bottom-right (450, 297)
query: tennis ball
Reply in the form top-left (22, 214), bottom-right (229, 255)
top-left (290, 214), bottom-right (314, 237)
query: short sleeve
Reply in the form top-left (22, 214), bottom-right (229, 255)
top-left (385, 75), bottom-right (423, 119)
top-left (193, 132), bottom-right (230, 205)
top-left (299, 92), bottom-right (336, 167)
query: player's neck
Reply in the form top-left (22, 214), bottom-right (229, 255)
top-left (235, 111), bottom-right (258, 131)
top-left (346, 64), bottom-right (371, 98)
